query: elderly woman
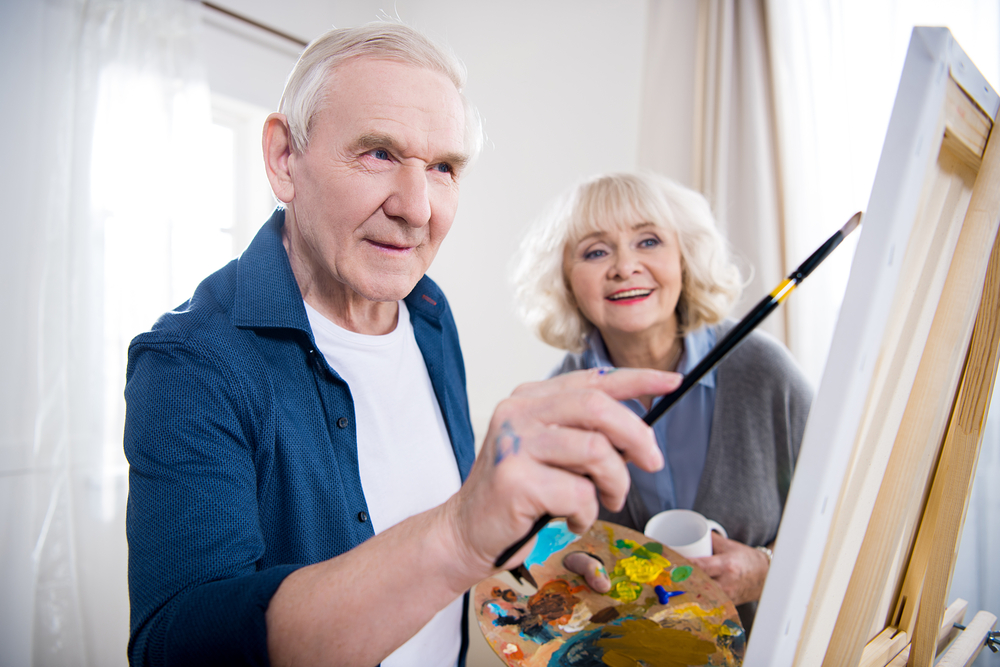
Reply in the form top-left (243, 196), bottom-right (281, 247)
top-left (513, 171), bottom-right (812, 630)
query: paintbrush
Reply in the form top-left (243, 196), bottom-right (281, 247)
top-left (496, 211), bottom-right (863, 585)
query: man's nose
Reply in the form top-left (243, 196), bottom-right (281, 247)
top-left (383, 165), bottom-right (432, 227)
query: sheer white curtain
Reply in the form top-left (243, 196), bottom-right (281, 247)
top-left (1, 0), bottom-right (210, 664)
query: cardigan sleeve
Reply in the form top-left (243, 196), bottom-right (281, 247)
top-left (695, 326), bottom-right (813, 548)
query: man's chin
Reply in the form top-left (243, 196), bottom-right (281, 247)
top-left (356, 276), bottom-right (424, 303)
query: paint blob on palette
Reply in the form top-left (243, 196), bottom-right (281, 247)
top-left (474, 520), bottom-right (745, 666)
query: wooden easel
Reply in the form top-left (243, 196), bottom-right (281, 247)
top-left (825, 72), bottom-right (1000, 667)
top-left (745, 28), bottom-right (1000, 667)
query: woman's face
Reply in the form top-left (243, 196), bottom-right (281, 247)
top-left (565, 221), bottom-right (683, 342)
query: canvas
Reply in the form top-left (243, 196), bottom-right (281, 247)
top-left (745, 27), bottom-right (1000, 667)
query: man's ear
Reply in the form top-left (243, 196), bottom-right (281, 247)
top-left (263, 113), bottom-right (295, 203)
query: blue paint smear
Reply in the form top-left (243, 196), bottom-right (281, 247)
top-left (487, 602), bottom-right (510, 618)
top-left (524, 519), bottom-right (580, 569)
top-left (548, 626), bottom-right (605, 665)
top-left (654, 585), bottom-right (684, 604)
top-left (521, 619), bottom-right (560, 644)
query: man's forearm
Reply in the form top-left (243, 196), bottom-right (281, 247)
top-left (265, 498), bottom-right (475, 667)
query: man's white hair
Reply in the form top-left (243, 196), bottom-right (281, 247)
top-left (278, 21), bottom-right (483, 165)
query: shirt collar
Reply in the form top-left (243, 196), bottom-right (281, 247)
top-left (584, 326), bottom-right (718, 389)
top-left (233, 208), bottom-right (311, 333)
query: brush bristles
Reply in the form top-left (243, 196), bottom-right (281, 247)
top-left (842, 211), bottom-right (863, 236)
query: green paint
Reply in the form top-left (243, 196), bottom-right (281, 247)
top-left (670, 566), bottom-right (692, 582)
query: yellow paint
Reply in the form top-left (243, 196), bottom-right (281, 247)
top-left (650, 601), bottom-right (727, 625)
top-left (646, 552), bottom-right (672, 569)
top-left (613, 555), bottom-right (664, 583)
top-left (604, 525), bottom-right (619, 554)
top-left (612, 580), bottom-right (643, 602)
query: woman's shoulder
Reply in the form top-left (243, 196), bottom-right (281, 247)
top-left (713, 320), bottom-right (794, 368)
top-left (712, 320), bottom-right (811, 395)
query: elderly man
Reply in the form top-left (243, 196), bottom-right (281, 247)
top-left (124, 22), bottom-right (678, 667)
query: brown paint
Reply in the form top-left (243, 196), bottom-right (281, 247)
top-left (527, 579), bottom-right (584, 623)
top-left (590, 606), bottom-right (620, 624)
top-left (491, 587), bottom-right (518, 603)
top-left (597, 618), bottom-right (717, 666)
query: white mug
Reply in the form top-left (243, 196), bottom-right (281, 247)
top-left (643, 509), bottom-right (728, 558)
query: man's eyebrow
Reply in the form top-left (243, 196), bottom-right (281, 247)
top-left (354, 132), bottom-right (401, 153)
top-left (353, 132), bottom-right (470, 173)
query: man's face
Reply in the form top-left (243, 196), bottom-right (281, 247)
top-left (281, 57), bottom-right (468, 313)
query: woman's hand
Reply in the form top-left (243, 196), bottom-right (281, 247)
top-left (689, 533), bottom-right (770, 606)
top-left (563, 551), bottom-right (611, 593)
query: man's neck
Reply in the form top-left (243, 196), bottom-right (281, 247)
top-left (304, 294), bottom-right (399, 336)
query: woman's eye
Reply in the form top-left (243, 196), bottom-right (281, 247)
top-left (639, 237), bottom-right (661, 248)
top-left (583, 248), bottom-right (607, 260)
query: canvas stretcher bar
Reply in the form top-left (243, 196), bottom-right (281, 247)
top-left (744, 27), bottom-right (999, 667)
top-left (906, 121), bottom-right (1000, 666)
top-left (821, 76), bottom-right (997, 667)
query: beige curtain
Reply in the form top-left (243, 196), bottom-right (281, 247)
top-left (640, 0), bottom-right (789, 345)
top-left (639, 0), bottom-right (858, 383)
top-left (692, 0), bottom-right (787, 345)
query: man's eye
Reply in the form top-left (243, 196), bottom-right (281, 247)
top-left (434, 163), bottom-right (452, 173)
top-left (373, 149), bottom-right (390, 160)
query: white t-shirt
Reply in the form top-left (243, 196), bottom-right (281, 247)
top-left (306, 300), bottom-right (463, 667)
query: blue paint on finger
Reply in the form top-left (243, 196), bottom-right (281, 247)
top-left (493, 420), bottom-right (521, 465)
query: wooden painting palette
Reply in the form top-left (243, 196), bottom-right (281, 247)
top-left (474, 520), bottom-right (745, 666)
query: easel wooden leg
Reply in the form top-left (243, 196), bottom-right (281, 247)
top-left (936, 611), bottom-right (998, 667)
top-left (908, 127), bottom-right (1000, 667)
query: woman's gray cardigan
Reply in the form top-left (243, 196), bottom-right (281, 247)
top-left (552, 321), bottom-right (813, 630)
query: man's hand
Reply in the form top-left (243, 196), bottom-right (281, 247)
top-left (689, 533), bottom-right (770, 606)
top-left (443, 367), bottom-right (680, 587)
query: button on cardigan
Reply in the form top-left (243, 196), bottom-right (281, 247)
top-left (124, 208), bottom-right (476, 667)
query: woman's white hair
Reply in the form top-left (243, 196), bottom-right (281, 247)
top-left (278, 21), bottom-right (483, 164)
top-left (513, 171), bottom-right (743, 353)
